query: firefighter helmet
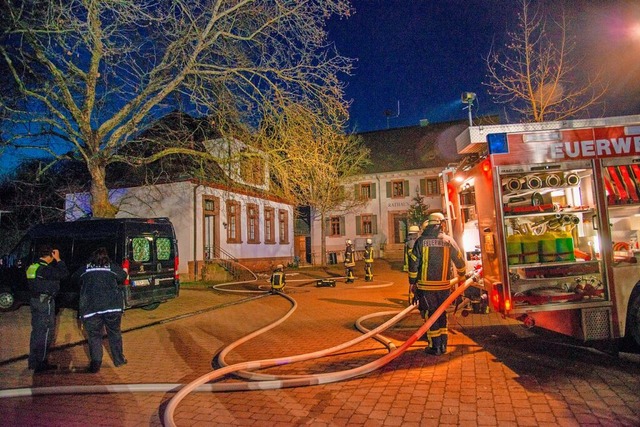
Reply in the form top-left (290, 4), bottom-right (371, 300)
top-left (408, 225), bottom-right (420, 234)
top-left (276, 264), bottom-right (284, 270)
top-left (346, 239), bottom-right (352, 245)
top-left (422, 212), bottom-right (446, 229)
top-left (366, 238), bottom-right (372, 245)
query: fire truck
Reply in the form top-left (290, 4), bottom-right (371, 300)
top-left (450, 114), bottom-right (640, 347)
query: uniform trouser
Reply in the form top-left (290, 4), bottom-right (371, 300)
top-left (416, 288), bottom-right (450, 350)
top-left (364, 262), bottom-right (373, 280)
top-left (83, 312), bottom-right (126, 366)
top-left (345, 265), bottom-right (355, 281)
top-left (29, 297), bottom-right (56, 369)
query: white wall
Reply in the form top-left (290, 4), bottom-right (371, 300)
top-left (65, 180), bottom-right (294, 275)
top-left (310, 168), bottom-right (444, 263)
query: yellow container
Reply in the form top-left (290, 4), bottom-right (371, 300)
top-left (506, 234), bottom-right (523, 265)
top-left (521, 234), bottom-right (540, 264)
top-left (556, 231), bottom-right (575, 261)
top-left (539, 232), bottom-right (558, 262)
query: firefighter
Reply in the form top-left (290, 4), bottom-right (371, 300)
top-left (404, 225), bottom-right (421, 302)
top-left (270, 264), bottom-right (286, 293)
top-left (403, 225), bottom-right (420, 272)
top-left (344, 239), bottom-right (356, 283)
top-left (409, 212), bottom-right (466, 356)
top-left (363, 238), bottom-right (374, 281)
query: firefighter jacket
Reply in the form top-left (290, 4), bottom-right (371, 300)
top-left (344, 245), bottom-right (356, 267)
top-left (26, 258), bottom-right (69, 298)
top-left (363, 245), bottom-right (374, 263)
top-left (270, 270), bottom-right (286, 290)
top-left (408, 229), bottom-right (466, 291)
top-left (72, 263), bottom-right (127, 319)
top-left (404, 233), bottom-right (419, 268)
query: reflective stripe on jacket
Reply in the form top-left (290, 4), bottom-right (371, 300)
top-left (363, 246), bottom-right (374, 263)
top-left (408, 231), bottom-right (466, 291)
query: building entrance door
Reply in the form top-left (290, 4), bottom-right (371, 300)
top-left (392, 213), bottom-right (409, 245)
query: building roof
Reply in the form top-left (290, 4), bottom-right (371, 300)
top-left (358, 116), bottom-right (497, 174)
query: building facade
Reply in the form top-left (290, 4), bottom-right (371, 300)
top-left (65, 135), bottom-right (296, 280)
top-left (310, 167), bottom-right (445, 263)
top-left (306, 118), bottom-right (493, 264)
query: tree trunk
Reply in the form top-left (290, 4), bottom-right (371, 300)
top-left (88, 163), bottom-right (118, 218)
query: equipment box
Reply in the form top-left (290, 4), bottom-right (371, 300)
top-left (316, 279), bottom-right (336, 288)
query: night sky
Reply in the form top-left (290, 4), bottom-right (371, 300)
top-left (2, 1), bottom-right (640, 175)
top-left (329, 0), bottom-right (640, 133)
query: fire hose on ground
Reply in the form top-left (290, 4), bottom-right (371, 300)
top-left (0, 267), bottom-right (482, 427)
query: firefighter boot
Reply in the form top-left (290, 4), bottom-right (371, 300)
top-left (439, 335), bottom-right (448, 355)
top-left (424, 346), bottom-right (443, 356)
top-left (364, 265), bottom-right (373, 281)
top-left (346, 269), bottom-right (355, 283)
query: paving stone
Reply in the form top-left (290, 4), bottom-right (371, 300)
top-left (0, 260), bottom-right (639, 426)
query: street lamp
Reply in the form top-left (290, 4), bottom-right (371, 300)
top-left (461, 92), bottom-right (476, 126)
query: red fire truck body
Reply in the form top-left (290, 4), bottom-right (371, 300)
top-left (453, 115), bottom-right (640, 345)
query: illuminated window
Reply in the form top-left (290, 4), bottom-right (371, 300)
top-left (278, 209), bottom-right (289, 244)
top-left (426, 178), bottom-right (440, 195)
top-left (360, 183), bottom-right (372, 199)
top-left (361, 215), bottom-right (373, 235)
top-left (264, 207), bottom-right (275, 244)
top-left (330, 216), bottom-right (342, 236)
top-left (226, 200), bottom-right (242, 243)
top-left (388, 180), bottom-right (408, 198)
top-left (247, 203), bottom-right (260, 244)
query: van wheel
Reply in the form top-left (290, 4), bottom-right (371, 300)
top-left (629, 294), bottom-right (640, 347)
top-left (0, 290), bottom-right (17, 312)
top-left (141, 302), bottom-right (160, 311)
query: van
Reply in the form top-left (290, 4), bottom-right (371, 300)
top-left (0, 217), bottom-right (180, 312)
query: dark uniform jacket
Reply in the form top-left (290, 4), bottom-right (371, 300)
top-left (408, 230), bottom-right (466, 291)
top-left (344, 245), bottom-right (356, 267)
top-left (270, 271), bottom-right (286, 290)
top-left (26, 259), bottom-right (69, 298)
top-left (363, 245), bottom-right (374, 263)
top-left (72, 263), bottom-right (128, 319)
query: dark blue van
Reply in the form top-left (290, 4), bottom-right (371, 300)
top-left (0, 217), bottom-right (180, 312)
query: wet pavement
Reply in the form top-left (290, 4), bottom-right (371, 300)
top-left (0, 260), bottom-right (639, 426)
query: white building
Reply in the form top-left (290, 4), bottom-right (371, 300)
top-left (66, 135), bottom-right (295, 280)
top-left (310, 167), bottom-right (445, 263)
top-left (307, 118), bottom-right (490, 264)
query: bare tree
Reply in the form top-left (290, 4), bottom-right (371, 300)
top-left (0, 0), bottom-right (353, 217)
top-left (484, 0), bottom-right (608, 122)
top-left (257, 102), bottom-right (370, 265)
top-left (0, 159), bottom-right (87, 253)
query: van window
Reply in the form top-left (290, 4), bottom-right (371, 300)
top-left (73, 238), bottom-right (118, 265)
top-left (8, 237), bottom-right (32, 267)
top-left (132, 237), bottom-right (151, 262)
top-left (157, 237), bottom-right (172, 261)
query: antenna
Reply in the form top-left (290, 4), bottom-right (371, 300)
top-left (383, 100), bottom-right (400, 129)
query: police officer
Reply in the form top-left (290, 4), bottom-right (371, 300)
top-left (344, 239), bottom-right (356, 283)
top-left (270, 264), bottom-right (286, 293)
top-left (26, 244), bottom-right (68, 373)
top-left (72, 247), bottom-right (128, 373)
top-left (363, 238), bottom-right (374, 281)
top-left (408, 213), bottom-right (466, 356)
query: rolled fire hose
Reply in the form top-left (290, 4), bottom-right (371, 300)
top-left (526, 175), bottom-right (543, 190)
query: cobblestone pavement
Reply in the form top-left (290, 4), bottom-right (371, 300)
top-left (0, 260), bottom-right (639, 426)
